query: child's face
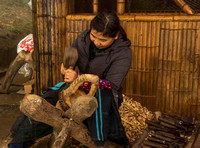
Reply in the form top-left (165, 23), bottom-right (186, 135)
top-left (90, 29), bottom-right (118, 49)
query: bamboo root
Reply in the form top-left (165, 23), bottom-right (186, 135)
top-left (0, 50), bottom-right (34, 94)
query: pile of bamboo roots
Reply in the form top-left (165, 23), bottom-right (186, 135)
top-left (119, 94), bottom-right (154, 142)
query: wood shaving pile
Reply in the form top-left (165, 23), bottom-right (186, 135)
top-left (119, 94), bottom-right (154, 143)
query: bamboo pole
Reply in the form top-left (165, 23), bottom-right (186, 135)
top-left (117, 0), bottom-right (125, 15)
top-left (173, 0), bottom-right (194, 15)
top-left (58, 0), bottom-right (62, 82)
top-left (154, 21), bottom-right (160, 111)
top-left (93, 0), bottom-right (98, 14)
top-left (32, 0), bottom-right (39, 94)
top-left (51, 0), bottom-right (56, 86)
top-left (66, 14), bottom-right (200, 22)
top-left (43, 0), bottom-right (48, 89)
top-left (142, 22), bottom-right (147, 106)
top-left (47, 0), bottom-right (53, 87)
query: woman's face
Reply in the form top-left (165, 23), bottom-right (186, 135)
top-left (90, 29), bottom-right (118, 49)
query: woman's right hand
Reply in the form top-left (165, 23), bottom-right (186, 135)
top-left (61, 63), bottom-right (77, 83)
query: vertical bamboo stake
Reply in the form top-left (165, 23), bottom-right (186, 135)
top-left (38, 0), bottom-right (44, 94)
top-left (174, 22), bottom-right (182, 116)
top-left (157, 22), bottom-right (164, 111)
top-left (195, 22), bottom-right (200, 119)
top-left (170, 22), bottom-right (178, 115)
top-left (117, 0), bottom-right (125, 15)
top-left (51, 0), bottom-right (56, 86)
top-left (154, 21), bottom-right (160, 111)
top-left (57, 0), bottom-right (61, 83)
top-left (43, 0), bottom-right (48, 89)
top-left (172, 22), bottom-right (179, 115)
top-left (145, 22), bottom-right (151, 109)
top-left (93, 0), bottom-right (98, 14)
top-left (164, 22), bottom-right (171, 114)
top-left (188, 22), bottom-right (196, 117)
top-left (53, 0), bottom-right (58, 86)
top-left (47, 0), bottom-right (53, 87)
top-left (142, 22), bottom-right (147, 106)
top-left (32, 0), bottom-right (39, 94)
top-left (138, 22), bottom-right (142, 104)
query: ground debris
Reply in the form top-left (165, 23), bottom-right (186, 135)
top-left (119, 94), bottom-right (154, 143)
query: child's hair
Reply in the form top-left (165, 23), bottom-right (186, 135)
top-left (90, 12), bottom-right (127, 40)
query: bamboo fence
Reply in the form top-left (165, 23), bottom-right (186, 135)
top-left (33, 0), bottom-right (200, 119)
top-left (32, 0), bottom-right (74, 94)
top-left (65, 14), bottom-right (200, 119)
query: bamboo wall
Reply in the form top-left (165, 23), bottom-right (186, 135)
top-left (65, 14), bottom-right (200, 119)
top-left (32, 0), bottom-right (74, 94)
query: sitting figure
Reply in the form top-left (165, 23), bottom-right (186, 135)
top-left (8, 11), bottom-right (131, 148)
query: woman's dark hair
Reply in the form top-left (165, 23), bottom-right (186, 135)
top-left (90, 12), bottom-right (127, 40)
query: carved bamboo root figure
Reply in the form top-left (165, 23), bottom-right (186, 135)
top-left (0, 50), bottom-right (34, 93)
top-left (20, 74), bottom-right (121, 148)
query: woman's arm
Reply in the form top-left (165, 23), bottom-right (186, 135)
top-left (105, 48), bottom-right (132, 91)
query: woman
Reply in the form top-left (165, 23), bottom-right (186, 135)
top-left (62, 11), bottom-right (131, 146)
top-left (9, 11), bottom-right (131, 147)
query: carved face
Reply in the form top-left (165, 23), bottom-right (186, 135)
top-left (90, 29), bottom-right (118, 49)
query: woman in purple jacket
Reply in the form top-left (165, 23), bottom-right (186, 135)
top-left (9, 12), bottom-right (131, 147)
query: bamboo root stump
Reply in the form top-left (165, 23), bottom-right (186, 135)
top-left (0, 50), bottom-right (34, 94)
top-left (20, 94), bottom-right (120, 148)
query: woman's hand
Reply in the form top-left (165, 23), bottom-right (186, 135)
top-left (63, 69), bottom-right (77, 83)
top-left (61, 63), bottom-right (77, 83)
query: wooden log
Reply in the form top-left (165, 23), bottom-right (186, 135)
top-left (20, 94), bottom-right (120, 148)
top-left (20, 94), bottom-right (64, 130)
top-left (0, 51), bottom-right (34, 94)
top-left (51, 123), bottom-right (71, 148)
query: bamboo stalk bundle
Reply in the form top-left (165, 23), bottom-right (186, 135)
top-left (173, 0), bottom-right (194, 15)
top-left (93, 0), bottom-right (98, 14)
top-left (119, 94), bottom-right (154, 143)
top-left (117, 0), bottom-right (125, 15)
